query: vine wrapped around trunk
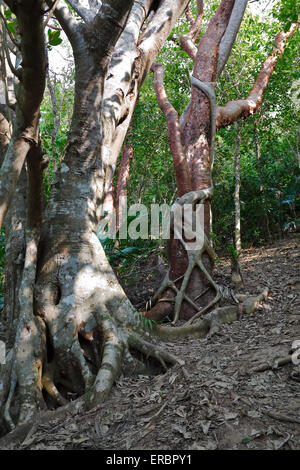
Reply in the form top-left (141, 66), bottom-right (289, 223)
top-left (146, 0), bottom-right (297, 322)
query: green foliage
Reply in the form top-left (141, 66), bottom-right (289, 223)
top-left (40, 66), bottom-right (74, 199)
top-left (38, 0), bottom-right (300, 257)
top-left (213, 116), bottom-right (300, 246)
top-left (273, 0), bottom-right (300, 31)
top-left (3, 8), bottom-right (18, 34)
top-left (99, 225), bottom-right (160, 275)
top-left (138, 313), bottom-right (156, 331)
top-left (227, 244), bottom-right (239, 260)
top-left (47, 30), bottom-right (63, 47)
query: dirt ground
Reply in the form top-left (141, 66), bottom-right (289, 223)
top-left (1, 236), bottom-right (300, 450)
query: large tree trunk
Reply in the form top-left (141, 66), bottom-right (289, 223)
top-left (147, 0), bottom-right (236, 321)
top-left (0, 85), bottom-right (25, 349)
top-left (0, 0), bottom-right (191, 432)
top-left (3, 170), bottom-right (26, 342)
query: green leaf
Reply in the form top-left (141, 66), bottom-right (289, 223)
top-left (4, 9), bottom-right (12, 18)
top-left (119, 247), bottom-right (140, 255)
top-left (7, 22), bottom-right (16, 34)
top-left (48, 29), bottom-right (63, 46)
top-left (242, 437), bottom-right (252, 444)
top-left (283, 21), bottom-right (292, 32)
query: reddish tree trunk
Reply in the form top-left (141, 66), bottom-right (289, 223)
top-left (115, 144), bottom-right (134, 234)
top-left (147, 3), bottom-right (297, 321)
top-left (148, 0), bottom-right (235, 321)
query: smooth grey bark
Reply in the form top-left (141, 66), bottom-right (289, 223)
top-left (234, 121), bottom-right (242, 255)
top-left (216, 0), bottom-right (248, 77)
top-left (0, 53), bottom-right (25, 345)
top-left (231, 121), bottom-right (244, 288)
top-left (0, 0), bottom-right (46, 228)
top-left (3, 169), bottom-right (26, 339)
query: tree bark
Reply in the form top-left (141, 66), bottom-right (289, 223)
top-left (234, 122), bottom-right (242, 256)
top-left (0, 0), bottom-right (46, 228)
top-left (0, 0), bottom-right (191, 431)
top-left (115, 144), bottom-right (134, 234)
top-left (148, 0), bottom-right (236, 321)
top-left (147, 2), bottom-right (297, 321)
top-left (254, 118), bottom-right (271, 241)
top-left (231, 121), bottom-right (243, 287)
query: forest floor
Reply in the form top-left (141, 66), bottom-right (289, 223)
top-left (1, 236), bottom-right (300, 450)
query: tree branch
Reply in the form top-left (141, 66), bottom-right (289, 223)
top-left (185, 5), bottom-right (194, 27)
top-left (0, 0), bottom-right (46, 228)
top-left (100, 0), bottom-right (190, 196)
top-left (0, 8), bottom-right (20, 49)
top-left (216, 24), bottom-right (298, 128)
top-left (151, 62), bottom-right (191, 196)
top-left (89, 0), bottom-right (135, 64)
top-left (48, 22), bottom-right (62, 31)
top-left (180, 0), bottom-right (203, 60)
top-left (66, 0), bottom-right (94, 23)
top-left (45, 0), bottom-right (82, 48)
top-left (139, 0), bottom-right (190, 72)
top-left (44, 0), bottom-right (60, 28)
top-left (2, 29), bottom-right (21, 79)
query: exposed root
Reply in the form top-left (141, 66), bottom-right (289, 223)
top-left (128, 334), bottom-right (184, 369)
top-left (3, 360), bottom-right (17, 431)
top-left (0, 270), bottom-right (269, 443)
top-left (250, 355), bottom-right (292, 374)
top-left (0, 350), bottom-right (13, 415)
top-left (249, 337), bottom-right (300, 375)
top-left (263, 410), bottom-right (300, 425)
top-left (238, 287), bottom-right (268, 314)
top-left (146, 188), bottom-right (222, 323)
top-left (153, 288), bottom-right (269, 340)
top-left (87, 308), bottom-right (125, 410)
top-left (42, 365), bottom-right (68, 407)
top-left (0, 293), bottom-right (180, 438)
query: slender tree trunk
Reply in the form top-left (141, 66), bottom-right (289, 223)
top-left (234, 122), bottom-right (242, 255)
top-left (0, 76), bottom-right (26, 347)
top-left (254, 119), bottom-right (271, 241)
top-left (231, 121), bottom-right (243, 287)
top-left (115, 144), bottom-right (134, 234)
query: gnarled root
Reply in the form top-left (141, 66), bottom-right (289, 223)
top-left (0, 279), bottom-right (179, 433)
top-left (146, 188), bottom-right (222, 324)
top-left (153, 287), bottom-right (269, 340)
top-left (146, 244), bottom-right (221, 324)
